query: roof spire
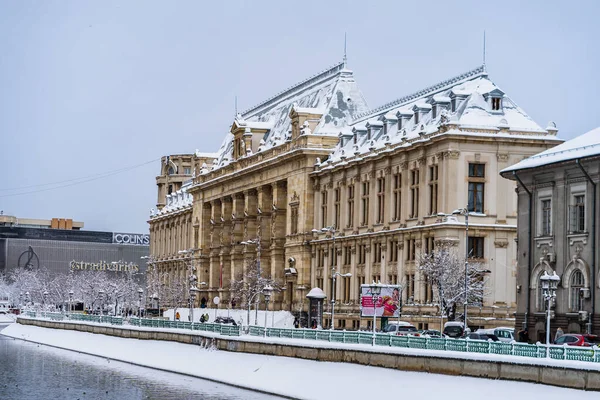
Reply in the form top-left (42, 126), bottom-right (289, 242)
top-left (235, 95), bottom-right (238, 117)
top-left (343, 32), bottom-right (347, 67)
top-left (483, 30), bottom-right (487, 71)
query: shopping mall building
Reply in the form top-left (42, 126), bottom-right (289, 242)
top-left (0, 215), bottom-right (148, 278)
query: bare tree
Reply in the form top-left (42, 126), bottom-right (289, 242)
top-left (230, 259), bottom-right (281, 326)
top-left (418, 243), bottom-right (488, 325)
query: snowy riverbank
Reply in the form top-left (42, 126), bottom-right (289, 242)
top-left (2, 323), bottom-right (599, 400)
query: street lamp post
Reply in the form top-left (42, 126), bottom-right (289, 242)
top-left (369, 282), bottom-right (382, 346)
top-left (262, 285), bottom-right (273, 337)
top-left (438, 207), bottom-right (471, 331)
top-left (137, 288), bottom-right (143, 318)
top-left (68, 290), bottom-right (73, 315)
top-left (312, 226), bottom-right (346, 330)
top-left (540, 271), bottom-right (560, 358)
top-left (43, 291), bottom-right (49, 314)
top-left (296, 285), bottom-right (307, 328)
top-left (98, 289), bottom-right (105, 317)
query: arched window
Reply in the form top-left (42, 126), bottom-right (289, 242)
top-left (570, 270), bottom-right (584, 312)
top-left (168, 166), bottom-right (175, 175)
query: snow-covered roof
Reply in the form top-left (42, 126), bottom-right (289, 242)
top-left (501, 126), bottom-right (600, 174)
top-left (209, 62), bottom-right (369, 170)
top-left (322, 65), bottom-right (555, 167)
top-left (150, 180), bottom-right (193, 218)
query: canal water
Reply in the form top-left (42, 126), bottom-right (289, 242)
top-left (0, 324), bottom-right (282, 400)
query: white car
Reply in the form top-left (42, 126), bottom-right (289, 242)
top-left (383, 321), bottom-right (418, 336)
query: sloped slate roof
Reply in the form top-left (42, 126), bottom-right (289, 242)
top-left (210, 62), bottom-right (369, 170)
top-left (325, 66), bottom-right (550, 166)
top-left (501, 126), bottom-right (600, 174)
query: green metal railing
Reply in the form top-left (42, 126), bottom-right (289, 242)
top-left (21, 312), bottom-right (599, 364)
top-left (248, 326), bottom-right (600, 364)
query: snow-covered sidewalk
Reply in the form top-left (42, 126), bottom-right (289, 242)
top-left (2, 323), bottom-right (598, 399)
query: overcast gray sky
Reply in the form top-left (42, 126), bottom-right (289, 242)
top-left (1, 0), bottom-right (598, 233)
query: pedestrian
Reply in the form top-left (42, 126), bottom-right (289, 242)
top-left (175, 311), bottom-right (180, 321)
top-left (204, 313), bottom-right (209, 323)
top-left (200, 314), bottom-right (205, 323)
top-left (555, 327), bottom-right (564, 342)
top-left (294, 318), bottom-right (299, 329)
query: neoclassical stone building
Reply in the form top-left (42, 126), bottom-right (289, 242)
top-left (149, 61), bottom-right (561, 329)
top-left (501, 127), bottom-right (600, 340)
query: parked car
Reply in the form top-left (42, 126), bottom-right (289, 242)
top-left (554, 334), bottom-right (593, 347)
top-left (476, 328), bottom-right (514, 343)
top-left (420, 329), bottom-right (442, 338)
top-left (383, 321), bottom-right (418, 336)
top-left (467, 332), bottom-right (500, 341)
top-left (214, 316), bottom-right (237, 326)
top-left (581, 334), bottom-right (600, 346)
top-left (443, 322), bottom-right (465, 338)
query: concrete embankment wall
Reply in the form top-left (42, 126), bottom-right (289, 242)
top-left (17, 318), bottom-right (600, 391)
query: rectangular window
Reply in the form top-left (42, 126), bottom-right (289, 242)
top-left (358, 244), bottom-right (366, 264)
top-left (377, 177), bottom-right (385, 223)
top-left (321, 190), bottom-right (328, 228)
top-left (405, 273), bottom-right (415, 302)
top-left (468, 163), bottom-right (485, 213)
top-left (342, 277), bottom-right (350, 303)
top-left (318, 249), bottom-right (325, 268)
top-left (406, 239), bottom-right (416, 261)
top-left (451, 98), bottom-right (456, 112)
top-left (389, 240), bottom-right (398, 262)
top-left (424, 274), bottom-right (433, 303)
top-left (373, 242), bottom-right (382, 264)
top-left (432, 104), bottom-right (437, 119)
top-left (358, 275), bottom-right (366, 302)
top-left (393, 173), bottom-right (402, 221)
top-left (542, 199), bottom-right (552, 236)
top-left (424, 237), bottom-right (435, 255)
top-left (361, 181), bottom-right (370, 226)
top-left (334, 188), bottom-right (341, 229)
top-left (317, 278), bottom-right (324, 291)
top-left (410, 170), bottom-right (419, 218)
top-left (372, 274), bottom-right (381, 284)
top-left (491, 97), bottom-right (501, 111)
top-left (429, 165), bottom-right (438, 215)
top-left (569, 195), bottom-right (585, 233)
top-left (347, 185), bottom-right (355, 228)
top-left (184, 167), bottom-right (191, 175)
top-left (290, 205), bottom-right (299, 235)
top-left (343, 246), bottom-right (352, 265)
top-left (468, 237), bottom-right (484, 259)
top-left (414, 111), bottom-right (419, 125)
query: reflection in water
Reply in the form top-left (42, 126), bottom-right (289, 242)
top-left (0, 324), bottom-right (281, 400)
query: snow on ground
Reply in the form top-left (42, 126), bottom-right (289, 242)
top-left (0, 314), bottom-right (15, 323)
top-left (164, 307), bottom-right (295, 328)
top-left (2, 323), bottom-right (598, 400)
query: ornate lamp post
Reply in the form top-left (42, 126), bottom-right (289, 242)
top-left (540, 271), bottom-right (560, 358)
top-left (98, 289), bottom-right (105, 316)
top-left (68, 290), bottom-right (74, 315)
top-left (369, 282), bottom-right (382, 345)
top-left (137, 288), bottom-right (144, 318)
top-left (262, 285), bottom-right (273, 337)
top-left (43, 291), bottom-right (49, 314)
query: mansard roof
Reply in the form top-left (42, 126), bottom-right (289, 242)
top-left (322, 65), bottom-right (557, 168)
top-left (501, 126), bottom-right (600, 174)
top-left (151, 180), bottom-right (193, 219)
top-left (209, 62), bottom-right (369, 171)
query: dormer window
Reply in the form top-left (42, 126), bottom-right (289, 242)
top-left (414, 112), bottom-right (419, 125)
top-left (432, 105), bottom-right (437, 119)
top-left (451, 98), bottom-right (456, 112)
top-left (353, 133), bottom-right (357, 144)
top-left (398, 118), bottom-right (402, 130)
top-left (492, 97), bottom-right (501, 111)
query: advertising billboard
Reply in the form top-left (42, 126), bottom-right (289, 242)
top-left (360, 284), bottom-right (401, 318)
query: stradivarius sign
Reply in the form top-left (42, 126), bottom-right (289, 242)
top-left (70, 261), bottom-right (140, 273)
top-left (112, 232), bottom-right (150, 246)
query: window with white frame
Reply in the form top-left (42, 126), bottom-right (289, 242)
top-left (541, 199), bottom-right (552, 236)
top-left (569, 187), bottom-right (586, 234)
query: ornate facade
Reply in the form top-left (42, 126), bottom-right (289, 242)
top-left (149, 61), bottom-right (562, 329)
top-left (501, 127), bottom-right (600, 340)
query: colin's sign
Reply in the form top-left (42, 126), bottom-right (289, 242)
top-left (70, 261), bottom-right (140, 273)
top-left (112, 232), bottom-right (150, 246)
